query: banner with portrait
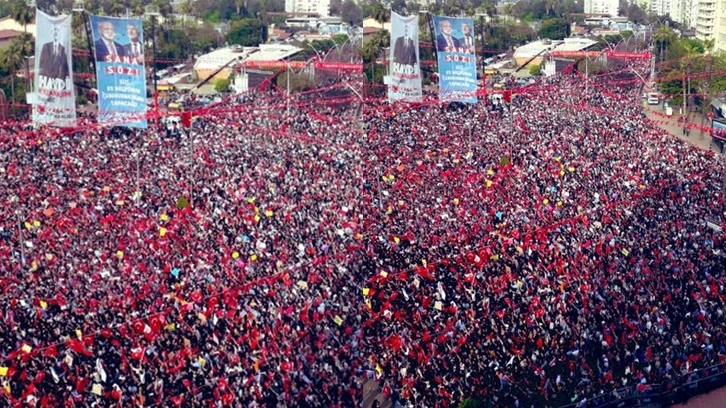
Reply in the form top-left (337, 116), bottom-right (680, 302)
top-left (32, 9), bottom-right (76, 127)
top-left (432, 15), bottom-right (477, 104)
top-left (90, 15), bottom-right (147, 128)
top-left (388, 12), bottom-right (421, 102)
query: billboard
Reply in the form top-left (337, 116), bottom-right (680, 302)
top-left (32, 9), bottom-right (76, 127)
top-left (432, 16), bottom-right (478, 104)
top-left (90, 15), bottom-right (147, 128)
top-left (713, 119), bottom-right (726, 141)
top-left (388, 12), bottom-right (422, 102)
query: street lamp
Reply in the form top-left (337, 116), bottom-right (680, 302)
top-left (145, 5), bottom-right (161, 130)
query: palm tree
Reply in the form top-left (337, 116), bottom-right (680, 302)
top-left (679, 40), bottom-right (700, 120)
top-left (0, 43), bottom-right (24, 103)
top-left (11, 0), bottom-right (34, 34)
top-left (371, 3), bottom-right (388, 30)
top-left (653, 25), bottom-right (675, 62)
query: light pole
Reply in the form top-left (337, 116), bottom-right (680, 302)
top-left (145, 6), bottom-right (161, 130)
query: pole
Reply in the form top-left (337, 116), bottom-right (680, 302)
top-left (479, 14), bottom-right (486, 95)
top-left (152, 16), bottom-right (159, 130)
top-left (585, 56), bottom-right (588, 97)
top-left (188, 126), bottom-right (194, 208)
top-left (16, 210), bottom-right (25, 266)
top-left (286, 64), bottom-right (290, 116)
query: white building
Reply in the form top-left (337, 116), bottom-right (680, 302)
top-left (584, 0), bottom-right (619, 17)
top-left (649, 0), bottom-right (672, 16)
top-left (285, 0), bottom-right (331, 18)
top-left (668, 0), bottom-right (700, 27)
top-left (696, 0), bottom-right (726, 52)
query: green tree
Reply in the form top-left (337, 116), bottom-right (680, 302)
top-left (10, 0), bottom-right (34, 33)
top-left (653, 25), bottom-right (676, 62)
top-left (370, 2), bottom-right (388, 29)
top-left (529, 62), bottom-right (542, 75)
top-left (227, 18), bottom-right (267, 46)
top-left (0, 43), bottom-right (23, 102)
top-left (214, 77), bottom-right (230, 92)
top-left (538, 18), bottom-right (569, 40)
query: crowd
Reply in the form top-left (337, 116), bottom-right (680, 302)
top-left (0, 63), bottom-right (722, 408)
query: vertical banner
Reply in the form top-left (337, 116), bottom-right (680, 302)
top-left (388, 12), bottom-right (422, 102)
top-left (90, 15), bottom-right (147, 128)
top-left (33, 9), bottom-right (76, 127)
top-left (432, 16), bottom-right (477, 104)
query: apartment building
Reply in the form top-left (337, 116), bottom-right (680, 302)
top-left (285, 0), bottom-right (331, 18)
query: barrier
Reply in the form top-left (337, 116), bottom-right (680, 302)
top-left (558, 363), bottom-right (726, 408)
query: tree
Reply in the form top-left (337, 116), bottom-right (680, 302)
top-left (10, 0), bottom-right (34, 33)
top-left (340, 0), bottom-right (363, 26)
top-left (0, 42), bottom-right (23, 102)
top-left (214, 77), bottom-right (230, 92)
top-left (227, 18), bottom-right (267, 46)
top-left (529, 62), bottom-right (542, 75)
top-left (538, 18), bottom-right (569, 40)
top-left (653, 25), bottom-right (676, 61)
top-left (370, 2), bottom-right (388, 29)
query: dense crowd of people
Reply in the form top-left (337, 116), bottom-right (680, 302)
top-left (0, 64), bottom-right (723, 408)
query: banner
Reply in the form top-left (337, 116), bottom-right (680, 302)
top-left (432, 16), bottom-right (477, 103)
top-left (90, 15), bottom-right (147, 128)
top-left (32, 9), bottom-right (76, 127)
top-left (388, 12), bottom-right (422, 102)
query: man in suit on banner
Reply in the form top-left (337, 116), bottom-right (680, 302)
top-left (393, 23), bottom-right (417, 66)
top-left (95, 20), bottom-right (126, 62)
top-left (38, 26), bottom-right (70, 79)
top-left (436, 19), bottom-right (460, 52)
top-left (123, 23), bottom-right (144, 64)
top-left (460, 23), bottom-right (476, 54)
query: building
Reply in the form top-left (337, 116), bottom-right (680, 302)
top-left (363, 18), bottom-right (391, 32)
top-left (669, 0), bottom-right (700, 27)
top-left (0, 29), bottom-right (24, 50)
top-left (193, 44), bottom-right (303, 82)
top-left (193, 46), bottom-right (255, 81)
top-left (285, 0), bottom-right (331, 18)
top-left (513, 38), bottom-right (597, 67)
top-left (695, 0), bottom-right (726, 52)
top-left (0, 17), bottom-right (36, 37)
top-left (584, 0), bottom-right (619, 17)
top-left (650, 0), bottom-right (672, 16)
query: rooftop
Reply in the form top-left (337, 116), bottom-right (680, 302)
top-left (514, 38), bottom-right (597, 60)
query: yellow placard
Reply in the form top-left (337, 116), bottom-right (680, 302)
top-left (160, 214), bottom-right (169, 222)
top-left (453, 198), bottom-right (459, 205)
top-left (0, 367), bottom-right (8, 376)
top-left (250, 254), bottom-right (258, 261)
top-left (264, 210), bottom-right (273, 217)
top-left (379, 271), bottom-right (388, 278)
top-left (76, 330), bottom-right (82, 339)
top-left (434, 301), bottom-right (443, 311)
top-left (116, 250), bottom-right (124, 260)
top-left (21, 345), bottom-right (32, 353)
top-left (159, 227), bottom-right (167, 237)
top-left (92, 383), bottom-right (102, 396)
top-left (232, 252), bottom-right (239, 259)
top-left (254, 215), bottom-right (261, 223)
top-left (33, 220), bottom-right (40, 227)
top-left (39, 300), bottom-right (47, 309)
top-left (362, 288), bottom-right (370, 296)
top-left (486, 180), bottom-right (493, 188)
top-left (333, 316), bottom-right (343, 326)
top-left (393, 236), bottom-right (400, 244)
